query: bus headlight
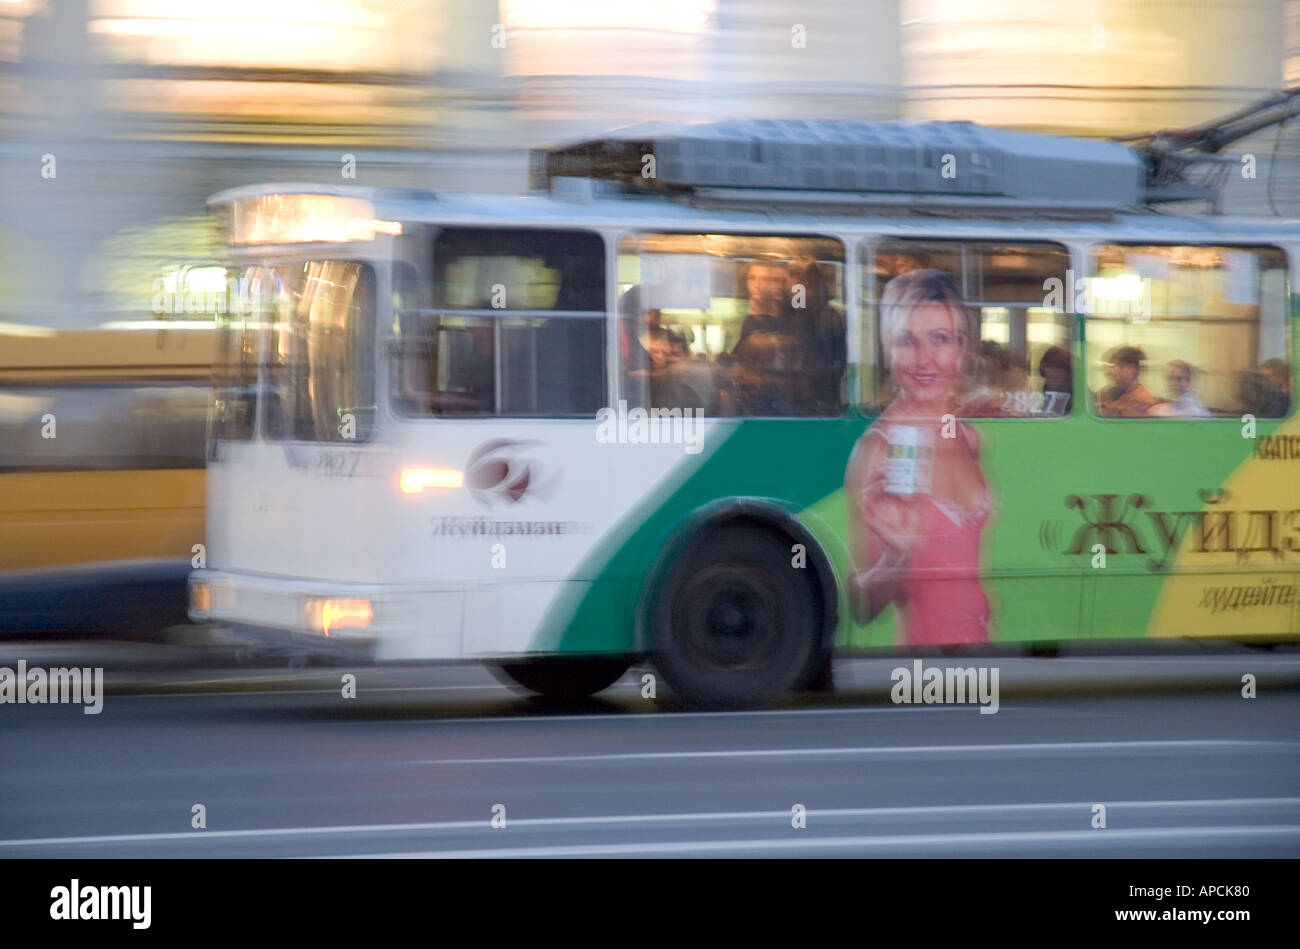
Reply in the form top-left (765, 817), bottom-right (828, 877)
top-left (400, 468), bottom-right (463, 494)
top-left (190, 580), bottom-right (233, 620)
top-left (304, 598), bottom-right (374, 637)
top-left (190, 582), bottom-right (211, 619)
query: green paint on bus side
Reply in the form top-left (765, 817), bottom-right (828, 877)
top-left (529, 417), bottom-right (865, 653)
top-left (532, 406), bottom-right (1288, 655)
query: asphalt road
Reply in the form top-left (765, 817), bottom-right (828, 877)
top-left (1, 652), bottom-right (1298, 858)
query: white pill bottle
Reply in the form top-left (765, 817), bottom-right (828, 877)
top-left (884, 424), bottom-right (934, 496)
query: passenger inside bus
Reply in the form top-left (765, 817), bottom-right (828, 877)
top-left (724, 331), bottom-right (801, 416)
top-left (1038, 345), bottom-right (1073, 416)
top-left (1149, 360), bottom-right (1211, 418)
top-left (736, 260), bottom-right (793, 342)
top-left (621, 285), bottom-right (713, 413)
top-left (786, 255), bottom-right (846, 414)
top-left (1098, 346), bottom-right (1160, 417)
top-left (724, 258), bottom-right (845, 416)
top-left (1259, 358), bottom-right (1292, 416)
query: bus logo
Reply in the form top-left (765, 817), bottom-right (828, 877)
top-left (465, 439), bottom-right (554, 507)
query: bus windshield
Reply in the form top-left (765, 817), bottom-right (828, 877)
top-left (213, 260), bottom-right (376, 443)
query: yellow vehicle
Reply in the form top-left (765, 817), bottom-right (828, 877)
top-left (0, 323), bottom-right (214, 636)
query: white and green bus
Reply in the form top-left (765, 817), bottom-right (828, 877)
top-left (190, 120), bottom-right (1300, 706)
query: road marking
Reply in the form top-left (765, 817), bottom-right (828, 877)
top-left (329, 825), bottom-right (1300, 859)
top-left (344, 704), bottom-right (1015, 725)
top-left (3, 798), bottom-right (1297, 849)
top-left (413, 738), bottom-right (1299, 766)
top-left (112, 683), bottom-right (506, 697)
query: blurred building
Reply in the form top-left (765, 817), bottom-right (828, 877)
top-left (903, 0), bottom-right (1284, 135)
top-left (0, 0), bottom-right (1297, 327)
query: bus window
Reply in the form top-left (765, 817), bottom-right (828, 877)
top-left (213, 298), bottom-right (258, 444)
top-left (863, 241), bottom-right (1071, 417)
top-left (257, 261), bottom-right (377, 442)
top-left (616, 233), bottom-right (846, 417)
top-left (0, 383), bottom-right (208, 471)
top-left (1086, 245), bottom-right (1290, 419)
top-left (392, 228), bottom-right (606, 417)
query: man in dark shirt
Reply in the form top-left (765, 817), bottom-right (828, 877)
top-left (736, 260), bottom-right (795, 341)
top-left (786, 256), bottom-right (845, 413)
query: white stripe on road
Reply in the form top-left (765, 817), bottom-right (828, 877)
top-left (413, 738), bottom-right (1298, 766)
top-left (345, 705), bottom-right (1026, 725)
top-left (114, 683), bottom-right (507, 696)
top-left (330, 825), bottom-right (1300, 859)
top-left (3, 797), bottom-right (1297, 849)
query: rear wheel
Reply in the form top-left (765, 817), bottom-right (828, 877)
top-left (494, 656), bottom-right (630, 700)
top-left (652, 523), bottom-right (822, 708)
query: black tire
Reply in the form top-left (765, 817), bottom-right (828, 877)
top-left (494, 656), bottom-right (630, 699)
top-left (797, 650), bottom-right (835, 693)
top-left (652, 522), bottom-right (822, 708)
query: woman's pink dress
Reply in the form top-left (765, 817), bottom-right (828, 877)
top-left (901, 491), bottom-right (991, 644)
top-left (863, 422), bottom-right (992, 645)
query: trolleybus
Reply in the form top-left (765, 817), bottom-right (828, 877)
top-left (189, 118), bottom-right (1300, 705)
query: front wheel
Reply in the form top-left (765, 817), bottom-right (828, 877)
top-left (493, 656), bottom-right (630, 700)
top-left (652, 523), bottom-right (822, 708)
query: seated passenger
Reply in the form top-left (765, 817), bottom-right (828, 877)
top-left (1099, 346), bottom-right (1160, 417)
top-left (621, 285), bottom-right (712, 413)
top-left (1151, 360), bottom-right (1210, 417)
top-left (1259, 358), bottom-right (1292, 417)
top-left (1038, 345), bottom-right (1072, 416)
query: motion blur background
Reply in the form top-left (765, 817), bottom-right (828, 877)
top-left (3, 4), bottom-right (1299, 863)
top-left (4, 0), bottom-right (1300, 330)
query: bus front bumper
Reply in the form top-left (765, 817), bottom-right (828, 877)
top-left (188, 569), bottom-right (386, 651)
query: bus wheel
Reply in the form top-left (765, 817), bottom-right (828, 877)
top-left (493, 656), bottom-right (630, 700)
top-left (653, 523), bottom-right (819, 708)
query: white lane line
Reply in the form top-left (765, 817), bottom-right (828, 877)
top-left (4, 797), bottom-right (1297, 849)
top-left (342, 705), bottom-right (1017, 725)
top-left (412, 738), bottom-right (1299, 766)
top-left (328, 825), bottom-right (1300, 859)
top-left (112, 683), bottom-right (506, 697)
top-left (1039, 658), bottom-right (1300, 664)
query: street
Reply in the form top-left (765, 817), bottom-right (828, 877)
top-left (2, 649), bottom-right (1297, 857)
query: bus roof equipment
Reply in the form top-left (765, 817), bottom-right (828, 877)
top-left (532, 119), bottom-right (1146, 216)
